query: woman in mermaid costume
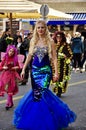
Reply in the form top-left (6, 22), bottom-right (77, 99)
top-left (13, 20), bottom-right (76, 130)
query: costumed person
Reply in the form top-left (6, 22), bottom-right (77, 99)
top-left (0, 45), bottom-right (21, 110)
top-left (53, 31), bottom-right (73, 97)
top-left (13, 20), bottom-right (76, 130)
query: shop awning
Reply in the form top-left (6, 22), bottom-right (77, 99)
top-left (68, 13), bottom-right (86, 20)
top-left (47, 20), bottom-right (86, 25)
top-left (29, 20), bottom-right (86, 25)
top-left (28, 13), bottom-right (86, 25)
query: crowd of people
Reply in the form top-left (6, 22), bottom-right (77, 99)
top-left (0, 19), bottom-right (86, 130)
top-left (0, 28), bottom-right (33, 85)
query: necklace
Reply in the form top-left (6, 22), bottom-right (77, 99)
top-left (37, 38), bottom-right (46, 47)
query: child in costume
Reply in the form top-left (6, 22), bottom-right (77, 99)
top-left (0, 45), bottom-right (21, 110)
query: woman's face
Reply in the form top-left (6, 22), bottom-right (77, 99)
top-left (56, 34), bottom-right (62, 42)
top-left (17, 38), bottom-right (22, 43)
top-left (36, 23), bottom-right (46, 36)
top-left (8, 48), bottom-right (14, 57)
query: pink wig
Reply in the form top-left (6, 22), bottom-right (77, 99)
top-left (5, 45), bottom-right (18, 65)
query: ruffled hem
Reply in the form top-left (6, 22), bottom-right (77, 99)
top-left (13, 89), bottom-right (76, 130)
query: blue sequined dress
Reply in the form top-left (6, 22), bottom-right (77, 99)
top-left (13, 46), bottom-right (76, 130)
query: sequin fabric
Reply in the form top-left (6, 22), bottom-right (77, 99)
top-left (31, 46), bottom-right (52, 101)
top-left (34, 46), bottom-right (48, 62)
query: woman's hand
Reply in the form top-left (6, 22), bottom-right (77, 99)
top-left (3, 66), bottom-right (8, 70)
top-left (64, 54), bottom-right (67, 58)
top-left (11, 66), bottom-right (19, 71)
top-left (52, 74), bottom-right (59, 83)
top-left (21, 70), bottom-right (25, 79)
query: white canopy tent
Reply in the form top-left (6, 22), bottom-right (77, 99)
top-left (0, 0), bottom-right (40, 13)
top-left (0, 0), bottom-right (72, 18)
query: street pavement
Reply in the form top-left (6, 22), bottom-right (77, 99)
top-left (0, 70), bottom-right (86, 130)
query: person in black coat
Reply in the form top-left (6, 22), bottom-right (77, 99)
top-left (0, 28), bottom-right (11, 52)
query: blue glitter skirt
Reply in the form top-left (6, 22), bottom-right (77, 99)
top-left (13, 65), bottom-right (76, 130)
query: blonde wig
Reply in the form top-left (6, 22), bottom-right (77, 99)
top-left (29, 20), bottom-right (53, 59)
